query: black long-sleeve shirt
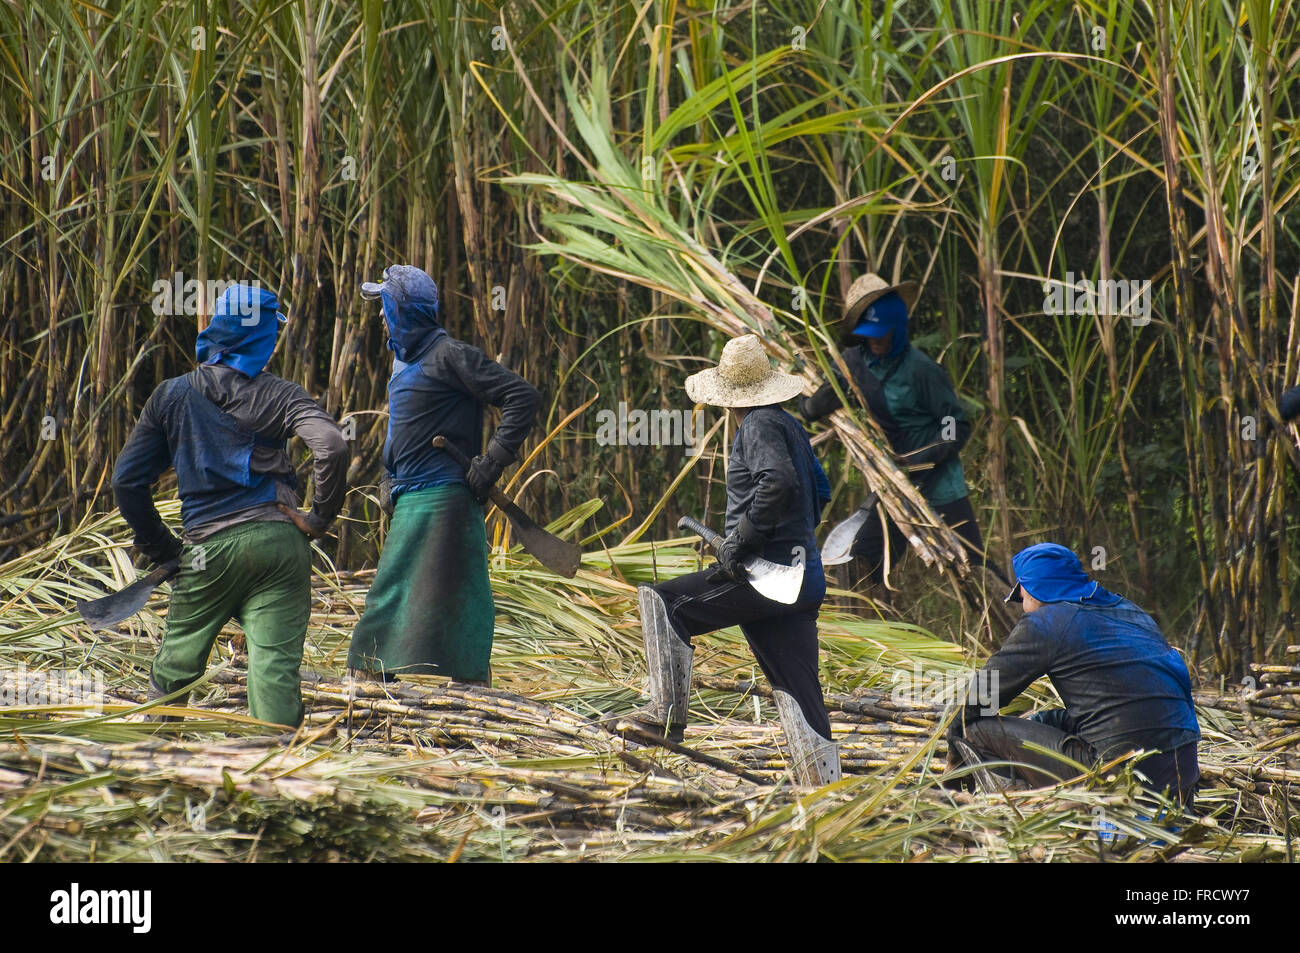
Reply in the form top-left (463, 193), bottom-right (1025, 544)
top-left (384, 336), bottom-right (541, 498)
top-left (724, 406), bottom-right (829, 565)
top-left (113, 365), bottom-right (349, 556)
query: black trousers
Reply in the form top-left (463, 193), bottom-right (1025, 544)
top-left (950, 710), bottom-right (1200, 806)
top-left (851, 494), bottom-right (1006, 585)
top-left (652, 566), bottom-right (832, 740)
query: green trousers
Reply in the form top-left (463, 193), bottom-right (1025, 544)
top-left (151, 520), bottom-right (311, 727)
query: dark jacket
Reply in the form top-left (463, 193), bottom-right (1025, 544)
top-left (803, 344), bottom-right (971, 506)
top-left (725, 405), bottom-right (831, 566)
top-left (385, 337), bottom-right (541, 501)
top-left (113, 365), bottom-right (349, 557)
top-left (963, 594), bottom-right (1201, 760)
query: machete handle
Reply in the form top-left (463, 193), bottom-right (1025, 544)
top-left (677, 515), bottom-right (723, 551)
top-left (432, 435), bottom-right (511, 509)
top-left (432, 434), bottom-right (471, 469)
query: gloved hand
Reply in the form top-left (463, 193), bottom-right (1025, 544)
top-left (715, 536), bottom-right (748, 582)
top-left (378, 470), bottom-right (394, 516)
top-left (466, 453), bottom-right (505, 505)
top-left (713, 514), bottom-right (765, 583)
top-left (1280, 385), bottom-right (1300, 422)
top-left (136, 532), bottom-right (182, 567)
top-left (798, 381), bottom-right (844, 422)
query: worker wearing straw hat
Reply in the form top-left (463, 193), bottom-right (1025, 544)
top-left (620, 333), bottom-right (840, 787)
top-left (801, 273), bottom-right (1000, 591)
top-left (947, 543), bottom-right (1200, 804)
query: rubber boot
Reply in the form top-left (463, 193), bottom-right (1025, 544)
top-left (774, 689), bottom-right (841, 787)
top-left (619, 585), bottom-right (693, 744)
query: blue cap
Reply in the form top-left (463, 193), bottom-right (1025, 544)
top-left (1004, 542), bottom-right (1099, 604)
top-left (851, 291), bottom-right (908, 339)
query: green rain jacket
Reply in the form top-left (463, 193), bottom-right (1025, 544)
top-left (802, 343), bottom-right (971, 507)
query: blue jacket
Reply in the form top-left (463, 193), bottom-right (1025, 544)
top-left (968, 593), bottom-right (1201, 759)
top-left (115, 372), bottom-right (296, 534)
top-left (113, 285), bottom-right (348, 557)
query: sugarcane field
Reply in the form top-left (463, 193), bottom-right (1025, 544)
top-left (0, 0), bottom-right (1296, 906)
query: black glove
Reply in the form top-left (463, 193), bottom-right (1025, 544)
top-left (378, 470), bottom-right (394, 516)
top-left (715, 538), bottom-right (747, 582)
top-left (136, 532), bottom-right (182, 567)
top-left (1280, 386), bottom-right (1300, 422)
top-left (714, 514), bottom-right (765, 582)
top-left (466, 453), bottom-right (505, 505)
top-left (894, 440), bottom-right (957, 469)
top-left (798, 381), bottom-right (844, 422)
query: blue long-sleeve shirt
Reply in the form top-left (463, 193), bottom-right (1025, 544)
top-left (112, 365), bottom-right (348, 556)
top-left (384, 336), bottom-right (540, 501)
top-left (964, 594), bottom-right (1200, 759)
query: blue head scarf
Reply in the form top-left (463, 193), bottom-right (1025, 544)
top-left (1006, 542), bottom-right (1116, 604)
top-left (361, 265), bottom-right (445, 364)
top-left (851, 291), bottom-right (909, 358)
top-left (194, 284), bottom-right (285, 378)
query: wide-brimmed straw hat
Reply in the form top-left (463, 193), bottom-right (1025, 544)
top-left (839, 272), bottom-right (920, 342)
top-left (685, 334), bottom-right (805, 408)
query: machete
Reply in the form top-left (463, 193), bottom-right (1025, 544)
top-left (819, 453), bottom-right (937, 566)
top-left (432, 435), bottom-right (581, 578)
top-left (76, 559), bottom-right (181, 630)
top-left (676, 515), bottom-right (804, 605)
top-left (820, 493), bottom-right (878, 566)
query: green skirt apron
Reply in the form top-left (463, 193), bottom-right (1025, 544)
top-left (347, 482), bottom-right (495, 680)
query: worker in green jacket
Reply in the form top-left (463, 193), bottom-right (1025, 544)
top-left (801, 273), bottom-right (1001, 589)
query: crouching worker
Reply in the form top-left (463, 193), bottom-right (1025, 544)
top-left (947, 543), bottom-right (1200, 805)
top-left (112, 284), bottom-right (349, 727)
top-left (620, 334), bottom-right (840, 787)
top-left (347, 266), bottom-right (540, 684)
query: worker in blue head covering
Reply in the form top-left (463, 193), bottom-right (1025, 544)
top-left (799, 272), bottom-right (1002, 597)
top-left (346, 264), bottom-right (541, 686)
top-left (113, 282), bottom-right (349, 727)
top-left (947, 542), bottom-right (1201, 805)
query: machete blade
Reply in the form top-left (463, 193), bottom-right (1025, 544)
top-left (820, 494), bottom-right (878, 566)
top-left (431, 435), bottom-right (583, 578)
top-left (75, 560), bottom-right (181, 631)
top-left (497, 499), bottom-right (582, 578)
top-left (742, 554), bottom-right (804, 605)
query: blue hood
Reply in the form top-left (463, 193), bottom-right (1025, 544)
top-left (851, 291), bottom-right (909, 358)
top-left (1009, 542), bottom-right (1117, 605)
top-left (195, 284), bottom-right (284, 378)
top-left (362, 265), bottom-right (445, 364)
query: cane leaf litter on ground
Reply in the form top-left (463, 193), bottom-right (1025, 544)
top-left (0, 503), bottom-right (1294, 862)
